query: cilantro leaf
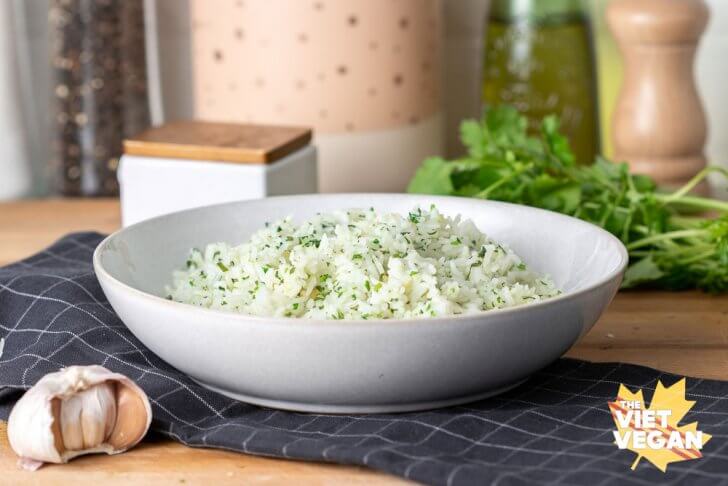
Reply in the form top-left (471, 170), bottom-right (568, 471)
top-left (407, 157), bottom-right (454, 195)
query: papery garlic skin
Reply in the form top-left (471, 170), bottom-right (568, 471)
top-left (7, 365), bottom-right (151, 470)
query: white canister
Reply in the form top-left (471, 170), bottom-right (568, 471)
top-left (119, 120), bottom-right (317, 226)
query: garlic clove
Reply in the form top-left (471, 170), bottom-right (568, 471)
top-left (79, 383), bottom-right (117, 449)
top-left (7, 365), bottom-right (152, 470)
top-left (108, 383), bottom-right (149, 450)
top-left (102, 384), bottom-right (119, 440)
top-left (59, 391), bottom-right (86, 450)
top-left (50, 399), bottom-right (65, 456)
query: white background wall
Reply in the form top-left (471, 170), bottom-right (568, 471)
top-left (697, 0), bottom-right (728, 197)
top-left (0, 1), bottom-right (32, 199)
top-left (10, 0), bottom-right (50, 197)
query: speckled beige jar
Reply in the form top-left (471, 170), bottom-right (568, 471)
top-left (190, 0), bottom-right (443, 192)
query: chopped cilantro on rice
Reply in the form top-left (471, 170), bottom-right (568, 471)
top-left (167, 206), bottom-right (560, 319)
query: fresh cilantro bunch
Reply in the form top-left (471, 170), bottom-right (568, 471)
top-left (408, 106), bottom-right (728, 292)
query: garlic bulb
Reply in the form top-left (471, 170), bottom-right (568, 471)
top-left (7, 365), bottom-right (152, 470)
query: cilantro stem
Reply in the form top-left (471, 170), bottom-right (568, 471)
top-left (620, 207), bottom-right (634, 243)
top-left (661, 166), bottom-right (728, 203)
top-left (680, 249), bottom-right (716, 265)
top-left (626, 229), bottom-right (708, 250)
top-left (475, 164), bottom-right (532, 199)
top-left (655, 167), bottom-right (728, 213)
top-left (630, 244), bottom-right (713, 257)
top-left (668, 215), bottom-right (707, 229)
top-left (656, 194), bottom-right (728, 213)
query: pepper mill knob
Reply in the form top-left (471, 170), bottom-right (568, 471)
top-left (607, 0), bottom-right (709, 191)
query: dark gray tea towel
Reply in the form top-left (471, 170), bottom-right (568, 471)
top-left (1, 233), bottom-right (727, 485)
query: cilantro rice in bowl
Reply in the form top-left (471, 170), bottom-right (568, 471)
top-left (166, 205), bottom-right (560, 319)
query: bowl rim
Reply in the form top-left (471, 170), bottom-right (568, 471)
top-left (93, 193), bottom-right (629, 329)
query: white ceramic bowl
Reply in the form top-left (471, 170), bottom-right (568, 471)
top-left (94, 194), bottom-right (627, 413)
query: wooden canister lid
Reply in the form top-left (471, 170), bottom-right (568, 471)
top-left (123, 120), bottom-right (312, 164)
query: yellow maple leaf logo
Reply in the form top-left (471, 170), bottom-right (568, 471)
top-left (609, 379), bottom-right (711, 472)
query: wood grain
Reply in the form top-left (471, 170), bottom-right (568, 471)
top-left (0, 199), bottom-right (726, 483)
top-left (0, 199), bottom-right (120, 267)
top-left (123, 120), bottom-right (312, 164)
top-left (0, 422), bottom-right (401, 485)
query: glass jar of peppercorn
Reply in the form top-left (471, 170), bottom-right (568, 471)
top-left (49, 0), bottom-right (150, 196)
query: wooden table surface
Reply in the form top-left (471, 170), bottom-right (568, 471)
top-left (1, 199), bottom-right (727, 484)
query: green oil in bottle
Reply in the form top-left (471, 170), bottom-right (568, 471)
top-left (482, 0), bottom-right (600, 164)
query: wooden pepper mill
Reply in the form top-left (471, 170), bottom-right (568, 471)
top-left (607, 0), bottom-right (709, 192)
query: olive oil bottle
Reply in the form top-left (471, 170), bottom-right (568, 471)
top-left (482, 0), bottom-right (599, 164)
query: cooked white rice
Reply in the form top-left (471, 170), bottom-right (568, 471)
top-left (167, 205), bottom-right (560, 319)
